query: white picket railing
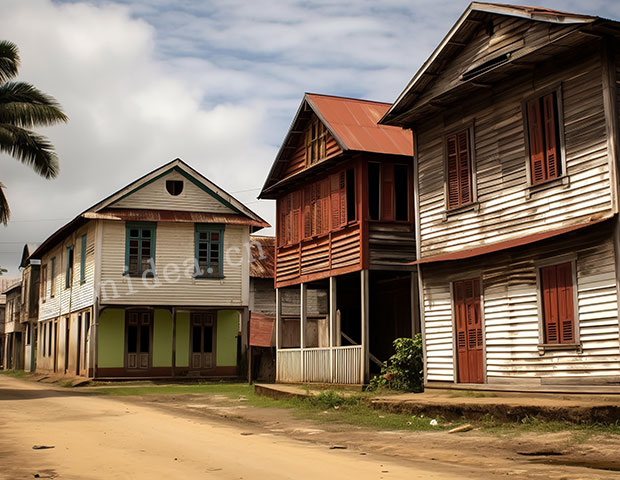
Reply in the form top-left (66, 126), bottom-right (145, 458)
top-left (276, 345), bottom-right (362, 384)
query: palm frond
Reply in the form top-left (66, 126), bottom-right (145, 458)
top-left (0, 125), bottom-right (59, 179)
top-left (0, 181), bottom-right (9, 225)
top-left (0, 41), bottom-right (19, 84)
top-left (0, 82), bottom-right (68, 127)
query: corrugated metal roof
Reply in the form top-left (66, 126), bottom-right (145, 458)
top-left (306, 94), bottom-right (412, 156)
top-left (84, 209), bottom-right (270, 228)
top-left (249, 235), bottom-right (275, 278)
top-left (412, 217), bottom-right (610, 265)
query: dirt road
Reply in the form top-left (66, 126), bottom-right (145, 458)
top-left (0, 376), bottom-right (481, 480)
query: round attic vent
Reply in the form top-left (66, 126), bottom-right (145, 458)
top-left (166, 180), bottom-right (183, 196)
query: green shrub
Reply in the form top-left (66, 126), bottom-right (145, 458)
top-left (368, 334), bottom-right (423, 392)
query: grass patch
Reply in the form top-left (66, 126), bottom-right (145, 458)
top-left (89, 382), bottom-right (253, 398)
top-left (448, 390), bottom-right (498, 398)
top-left (0, 369), bottom-right (28, 379)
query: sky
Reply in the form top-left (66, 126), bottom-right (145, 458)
top-left (1, 0), bottom-right (620, 277)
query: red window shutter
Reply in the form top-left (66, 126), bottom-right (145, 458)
top-left (339, 171), bottom-right (346, 226)
top-left (290, 191), bottom-right (300, 243)
top-left (320, 179), bottom-right (330, 235)
top-left (310, 183), bottom-right (317, 237)
top-left (446, 134), bottom-right (460, 209)
top-left (330, 174), bottom-right (342, 229)
top-left (457, 131), bottom-right (471, 205)
top-left (454, 281), bottom-right (467, 354)
top-left (541, 262), bottom-right (574, 344)
top-left (381, 163), bottom-right (395, 221)
top-left (303, 185), bottom-right (312, 238)
top-left (527, 98), bottom-right (546, 185)
top-left (542, 93), bottom-right (559, 180)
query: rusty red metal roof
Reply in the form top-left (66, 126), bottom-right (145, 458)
top-left (249, 235), bottom-right (275, 278)
top-left (306, 94), bottom-right (412, 156)
top-left (413, 217), bottom-right (611, 265)
top-left (83, 208), bottom-right (269, 228)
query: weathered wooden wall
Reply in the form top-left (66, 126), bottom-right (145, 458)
top-left (422, 224), bottom-right (620, 384)
top-left (416, 43), bottom-right (613, 259)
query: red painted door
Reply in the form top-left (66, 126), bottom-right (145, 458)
top-left (454, 278), bottom-right (484, 384)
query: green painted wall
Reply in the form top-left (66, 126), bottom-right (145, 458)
top-left (217, 310), bottom-right (238, 367)
top-left (98, 309), bottom-right (125, 368)
top-left (175, 312), bottom-right (190, 367)
top-left (152, 309), bottom-right (173, 367)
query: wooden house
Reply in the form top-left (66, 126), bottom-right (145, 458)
top-left (19, 244), bottom-right (40, 372)
top-left (259, 93), bottom-right (418, 384)
top-left (30, 158), bottom-right (268, 378)
top-left (2, 281), bottom-right (22, 370)
top-left (381, 3), bottom-right (620, 390)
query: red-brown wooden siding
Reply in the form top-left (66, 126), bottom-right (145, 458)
top-left (281, 128), bottom-right (341, 180)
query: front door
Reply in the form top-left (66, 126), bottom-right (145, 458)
top-left (454, 278), bottom-right (484, 384)
top-left (126, 311), bottom-right (152, 370)
top-left (190, 312), bottom-right (216, 372)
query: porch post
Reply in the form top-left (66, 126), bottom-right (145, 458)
top-left (300, 283), bottom-right (307, 382)
top-left (171, 307), bottom-right (176, 377)
top-left (275, 288), bottom-right (281, 382)
top-left (360, 270), bottom-right (370, 384)
top-left (329, 276), bottom-right (337, 383)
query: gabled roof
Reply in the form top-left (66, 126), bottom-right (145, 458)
top-left (381, 2), bottom-right (602, 126)
top-left (260, 93), bottom-right (412, 197)
top-left (31, 158), bottom-right (269, 260)
top-left (20, 243), bottom-right (40, 269)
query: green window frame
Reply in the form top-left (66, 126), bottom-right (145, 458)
top-left (125, 222), bottom-right (156, 277)
top-left (80, 234), bottom-right (87, 284)
top-left (65, 245), bottom-right (74, 289)
top-left (195, 224), bottom-right (224, 278)
top-left (50, 257), bottom-right (56, 297)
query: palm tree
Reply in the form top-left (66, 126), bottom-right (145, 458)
top-left (0, 40), bottom-right (68, 225)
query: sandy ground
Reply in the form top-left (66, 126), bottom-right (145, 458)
top-left (1, 377), bottom-right (619, 479)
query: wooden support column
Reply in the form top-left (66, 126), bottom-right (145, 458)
top-left (275, 288), bottom-right (281, 382)
top-left (300, 283), bottom-right (307, 382)
top-left (360, 270), bottom-right (370, 384)
top-left (329, 276), bottom-right (337, 382)
top-left (171, 307), bottom-right (176, 377)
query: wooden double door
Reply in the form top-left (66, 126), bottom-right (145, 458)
top-left (454, 278), bottom-right (484, 384)
top-left (191, 312), bottom-right (216, 371)
top-left (126, 311), bottom-right (152, 370)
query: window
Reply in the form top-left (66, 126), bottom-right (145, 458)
top-left (368, 162), bottom-right (380, 220)
top-left (125, 223), bottom-right (156, 276)
top-left (41, 264), bottom-right (47, 302)
top-left (368, 163), bottom-right (409, 221)
top-left (80, 234), bottom-right (87, 284)
top-left (346, 168), bottom-right (356, 223)
top-left (445, 129), bottom-right (473, 210)
top-left (65, 245), bottom-right (74, 289)
top-left (526, 91), bottom-right (561, 185)
top-left (50, 257), bottom-right (56, 297)
top-left (305, 118), bottom-right (328, 166)
top-left (540, 262), bottom-right (575, 344)
top-left (166, 180), bottom-right (184, 196)
top-left (394, 164), bottom-right (409, 221)
top-left (195, 224), bottom-right (224, 278)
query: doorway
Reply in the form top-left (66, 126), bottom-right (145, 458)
top-left (454, 278), bottom-right (484, 384)
top-left (126, 311), bottom-right (152, 370)
top-left (190, 312), bottom-right (216, 372)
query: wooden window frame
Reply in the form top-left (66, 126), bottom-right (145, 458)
top-left (124, 222), bottom-right (157, 277)
top-left (443, 123), bottom-right (477, 214)
top-left (522, 85), bottom-right (568, 192)
top-left (305, 118), bottom-right (328, 167)
top-left (449, 272), bottom-right (486, 384)
top-left (50, 256), bottom-right (56, 298)
top-left (80, 234), bottom-right (87, 285)
top-left (194, 224), bottom-right (225, 279)
top-left (65, 244), bottom-right (74, 289)
top-left (534, 255), bottom-right (581, 354)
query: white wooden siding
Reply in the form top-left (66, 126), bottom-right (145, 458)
top-left (39, 223), bottom-right (96, 321)
top-left (423, 227), bottom-right (620, 383)
top-left (99, 220), bottom-right (248, 306)
top-left (416, 49), bottom-right (613, 258)
top-left (110, 170), bottom-right (235, 214)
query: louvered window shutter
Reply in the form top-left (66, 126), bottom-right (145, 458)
top-left (338, 171), bottom-right (346, 226)
top-left (454, 281), bottom-right (467, 355)
top-left (320, 179), bottom-right (330, 235)
top-left (527, 98), bottom-right (547, 185)
top-left (291, 191), bottom-right (300, 243)
top-left (542, 93), bottom-right (559, 180)
top-left (446, 130), bottom-right (472, 209)
top-left (541, 262), bottom-right (574, 344)
top-left (330, 174), bottom-right (341, 229)
top-left (381, 164), bottom-right (395, 221)
top-left (303, 186), bottom-right (312, 238)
